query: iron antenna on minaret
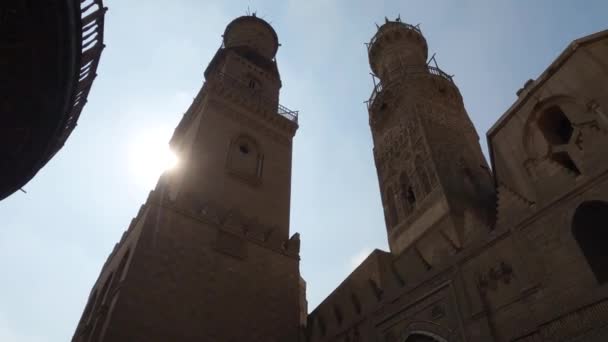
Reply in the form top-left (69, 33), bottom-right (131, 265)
top-left (245, 7), bottom-right (258, 17)
top-left (427, 53), bottom-right (437, 67)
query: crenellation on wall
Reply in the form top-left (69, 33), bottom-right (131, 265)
top-left (157, 196), bottom-right (300, 258)
top-left (495, 183), bottom-right (536, 229)
top-left (307, 249), bottom-right (396, 341)
top-left (101, 198), bottom-right (299, 337)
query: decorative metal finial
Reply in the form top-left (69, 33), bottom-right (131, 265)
top-left (385, 16), bottom-right (389, 23)
top-left (245, 7), bottom-right (257, 17)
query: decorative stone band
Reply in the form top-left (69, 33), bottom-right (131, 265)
top-left (367, 21), bottom-right (424, 55)
top-left (367, 66), bottom-right (454, 111)
top-left (207, 71), bottom-right (298, 123)
top-left (158, 193), bottom-right (301, 259)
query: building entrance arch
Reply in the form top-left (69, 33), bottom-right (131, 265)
top-left (403, 331), bottom-right (448, 342)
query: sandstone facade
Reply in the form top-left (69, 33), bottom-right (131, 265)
top-left (72, 15), bottom-right (608, 342)
top-left (307, 19), bottom-right (608, 342)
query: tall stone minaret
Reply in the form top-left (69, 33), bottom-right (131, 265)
top-left (367, 18), bottom-right (495, 260)
top-left (72, 15), bottom-right (303, 342)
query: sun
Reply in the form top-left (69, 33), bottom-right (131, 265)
top-left (128, 127), bottom-right (179, 188)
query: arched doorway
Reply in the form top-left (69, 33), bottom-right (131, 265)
top-left (403, 331), bottom-right (447, 342)
top-left (572, 200), bottom-right (608, 283)
top-left (404, 334), bottom-right (438, 342)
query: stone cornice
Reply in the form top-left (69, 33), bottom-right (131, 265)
top-left (158, 194), bottom-right (301, 260)
top-left (205, 74), bottom-right (298, 136)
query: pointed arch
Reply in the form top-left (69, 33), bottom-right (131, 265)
top-left (99, 272), bottom-right (115, 305)
top-left (524, 95), bottom-right (585, 176)
top-left (115, 248), bottom-right (131, 283)
top-left (350, 292), bottom-right (362, 314)
top-left (400, 172), bottom-right (414, 216)
top-left (538, 105), bottom-right (573, 145)
top-left (403, 332), bottom-right (446, 342)
top-left (385, 186), bottom-right (398, 228)
top-left (415, 155), bottom-right (431, 195)
top-left (227, 134), bottom-right (264, 184)
top-left (572, 200), bottom-right (608, 283)
top-left (81, 289), bottom-right (98, 325)
top-left (401, 321), bottom-right (452, 341)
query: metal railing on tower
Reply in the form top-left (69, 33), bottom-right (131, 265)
top-left (208, 71), bottom-right (299, 123)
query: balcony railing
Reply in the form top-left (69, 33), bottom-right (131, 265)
top-left (367, 22), bottom-right (422, 54)
top-left (367, 65), bottom-right (454, 110)
top-left (209, 71), bottom-right (299, 123)
top-left (50, 0), bottom-right (107, 161)
top-left (278, 104), bottom-right (298, 122)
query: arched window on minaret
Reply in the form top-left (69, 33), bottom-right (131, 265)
top-left (572, 200), bottom-right (608, 283)
top-left (385, 186), bottom-right (398, 228)
top-left (81, 289), bottom-right (98, 326)
top-left (246, 74), bottom-right (262, 91)
top-left (415, 155), bottom-right (432, 195)
top-left (100, 272), bottom-right (115, 304)
top-left (227, 135), bottom-right (264, 184)
top-left (115, 249), bottom-right (131, 283)
top-left (89, 272), bottom-right (114, 342)
top-left (400, 172), bottom-right (413, 216)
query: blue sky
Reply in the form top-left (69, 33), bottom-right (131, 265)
top-left (1, 1), bottom-right (607, 340)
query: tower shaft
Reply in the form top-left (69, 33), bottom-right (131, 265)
top-left (72, 15), bottom-right (303, 342)
top-left (368, 20), bottom-right (495, 258)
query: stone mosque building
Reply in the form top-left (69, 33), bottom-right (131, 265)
top-left (72, 14), bottom-right (608, 342)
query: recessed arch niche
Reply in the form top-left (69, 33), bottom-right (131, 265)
top-left (227, 134), bottom-right (264, 184)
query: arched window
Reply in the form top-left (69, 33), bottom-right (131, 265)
top-left (245, 73), bottom-right (262, 91)
top-left (538, 106), bottom-right (573, 145)
top-left (400, 172), bottom-right (413, 216)
top-left (318, 315), bottom-right (327, 337)
top-left (537, 105), bottom-right (580, 175)
top-left (115, 249), bottom-right (131, 283)
top-left (404, 335), bottom-right (439, 342)
top-left (415, 155), bottom-right (432, 195)
top-left (572, 200), bottom-right (608, 283)
top-left (385, 186), bottom-right (398, 228)
top-left (82, 290), bottom-right (98, 324)
top-left (350, 293), bottom-right (362, 314)
top-left (89, 307), bottom-right (109, 342)
top-left (100, 272), bottom-right (115, 305)
top-left (89, 273), bottom-right (115, 342)
top-left (227, 135), bottom-right (264, 184)
top-left (333, 304), bottom-right (343, 325)
top-left (248, 78), bottom-right (259, 89)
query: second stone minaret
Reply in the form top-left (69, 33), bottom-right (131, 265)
top-left (367, 19), bottom-right (495, 259)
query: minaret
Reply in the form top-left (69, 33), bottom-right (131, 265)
top-left (72, 15), bottom-right (302, 342)
top-left (367, 18), bottom-right (495, 259)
